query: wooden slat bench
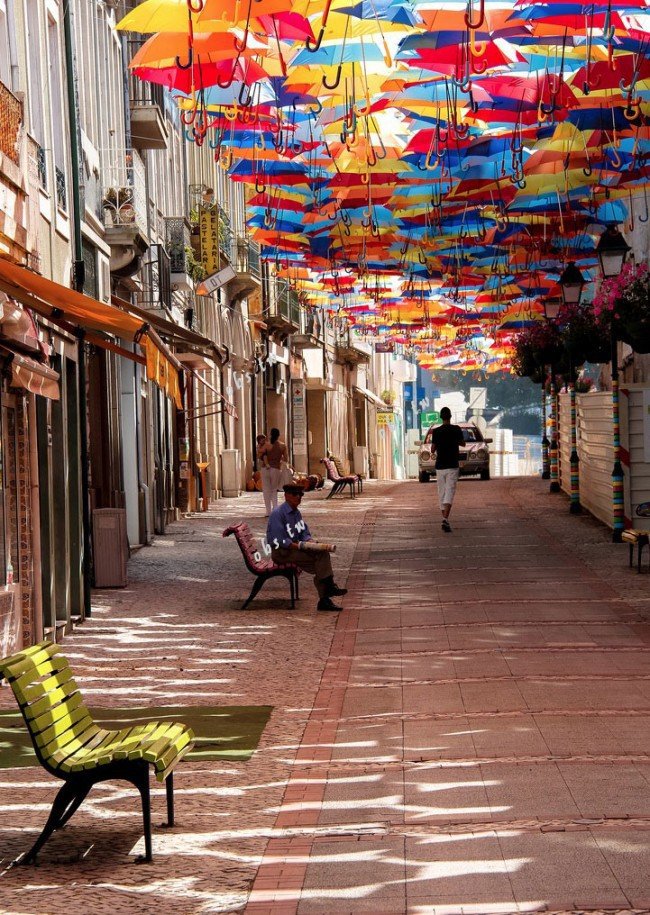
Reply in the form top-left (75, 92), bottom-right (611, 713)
top-left (331, 455), bottom-right (363, 494)
top-left (223, 522), bottom-right (300, 609)
top-left (321, 457), bottom-right (357, 499)
top-left (0, 640), bottom-right (194, 864)
top-left (622, 529), bottom-right (650, 573)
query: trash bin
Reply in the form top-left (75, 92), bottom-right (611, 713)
top-left (92, 508), bottom-right (128, 587)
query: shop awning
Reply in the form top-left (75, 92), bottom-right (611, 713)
top-left (176, 351), bottom-right (218, 372)
top-left (114, 296), bottom-right (226, 365)
top-left (0, 257), bottom-right (183, 408)
top-left (0, 257), bottom-right (145, 339)
top-left (354, 385), bottom-right (386, 408)
top-left (0, 346), bottom-right (60, 400)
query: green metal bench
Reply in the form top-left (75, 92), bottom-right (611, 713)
top-left (0, 640), bottom-right (195, 864)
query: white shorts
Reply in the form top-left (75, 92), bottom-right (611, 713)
top-left (436, 468), bottom-right (460, 509)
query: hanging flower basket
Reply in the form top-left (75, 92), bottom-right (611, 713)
top-left (512, 321), bottom-right (566, 382)
top-left (594, 262), bottom-right (650, 354)
top-left (561, 305), bottom-right (611, 365)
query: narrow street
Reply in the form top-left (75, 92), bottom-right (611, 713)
top-left (1, 479), bottom-right (650, 914)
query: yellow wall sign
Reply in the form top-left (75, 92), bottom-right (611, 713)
top-left (199, 206), bottom-right (221, 274)
top-left (377, 410), bottom-right (394, 425)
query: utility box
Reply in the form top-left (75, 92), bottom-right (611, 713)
top-left (220, 449), bottom-right (241, 498)
top-left (92, 508), bottom-right (129, 588)
top-left (353, 445), bottom-right (368, 476)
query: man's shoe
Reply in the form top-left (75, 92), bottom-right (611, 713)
top-left (442, 519), bottom-right (451, 533)
top-left (317, 597), bottom-right (343, 611)
top-left (328, 584), bottom-right (348, 597)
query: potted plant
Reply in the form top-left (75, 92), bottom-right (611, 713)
top-left (381, 389), bottom-right (396, 405)
top-left (560, 304), bottom-right (611, 365)
top-left (594, 261), bottom-right (650, 354)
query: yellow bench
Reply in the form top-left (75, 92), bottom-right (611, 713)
top-left (0, 640), bottom-right (194, 863)
top-left (622, 529), bottom-right (650, 573)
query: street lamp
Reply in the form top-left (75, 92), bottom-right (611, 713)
top-left (543, 297), bottom-right (562, 322)
top-left (595, 227), bottom-right (631, 542)
top-left (596, 226), bottom-right (631, 279)
top-left (559, 261), bottom-right (585, 307)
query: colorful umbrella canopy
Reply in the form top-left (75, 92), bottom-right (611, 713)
top-left (118, 0), bottom-right (650, 372)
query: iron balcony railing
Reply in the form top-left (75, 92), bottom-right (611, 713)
top-left (231, 236), bottom-right (261, 279)
top-left (0, 80), bottom-right (22, 166)
top-left (275, 279), bottom-right (300, 327)
top-left (102, 151), bottom-right (147, 234)
top-left (139, 243), bottom-right (172, 311)
top-left (165, 217), bottom-right (191, 274)
top-left (55, 166), bottom-right (67, 211)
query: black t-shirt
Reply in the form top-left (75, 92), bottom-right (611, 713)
top-left (430, 423), bottom-right (465, 470)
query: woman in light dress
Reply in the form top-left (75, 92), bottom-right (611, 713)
top-left (259, 428), bottom-right (288, 516)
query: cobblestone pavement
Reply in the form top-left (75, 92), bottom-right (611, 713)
top-left (1, 478), bottom-right (650, 915)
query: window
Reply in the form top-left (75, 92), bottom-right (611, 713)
top-left (0, 0), bottom-right (17, 91)
top-left (47, 13), bottom-right (67, 209)
top-left (25, 0), bottom-right (45, 148)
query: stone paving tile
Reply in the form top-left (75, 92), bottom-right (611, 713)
top-left (2, 478), bottom-right (650, 914)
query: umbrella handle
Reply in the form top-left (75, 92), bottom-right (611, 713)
top-left (623, 98), bottom-right (641, 121)
top-left (223, 104), bottom-right (238, 121)
top-left (175, 48), bottom-right (194, 70)
top-left (187, 0), bottom-right (204, 10)
top-left (305, 28), bottom-right (325, 53)
top-left (464, 0), bottom-right (485, 30)
top-left (255, 176), bottom-right (266, 194)
top-left (639, 188), bottom-right (649, 223)
top-left (322, 65), bottom-right (343, 90)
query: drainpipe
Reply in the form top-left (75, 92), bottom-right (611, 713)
top-left (62, 4), bottom-right (91, 617)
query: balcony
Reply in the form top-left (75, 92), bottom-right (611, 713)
top-left (138, 243), bottom-right (172, 312)
top-left (266, 278), bottom-right (300, 336)
top-left (335, 329), bottom-right (372, 365)
top-left (292, 309), bottom-right (324, 350)
top-left (102, 151), bottom-right (148, 275)
top-left (128, 70), bottom-right (168, 150)
top-left (165, 216), bottom-right (193, 292)
top-left (224, 236), bottom-right (261, 301)
top-left (0, 81), bottom-right (22, 168)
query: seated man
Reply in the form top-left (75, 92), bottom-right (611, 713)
top-left (267, 484), bottom-right (347, 611)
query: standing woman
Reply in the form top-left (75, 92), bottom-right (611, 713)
top-left (261, 428), bottom-right (288, 516)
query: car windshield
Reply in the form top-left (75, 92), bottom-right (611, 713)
top-left (462, 427), bottom-right (483, 442)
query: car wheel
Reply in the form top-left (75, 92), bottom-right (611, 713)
top-left (480, 468), bottom-right (490, 480)
top-left (418, 471), bottom-right (430, 483)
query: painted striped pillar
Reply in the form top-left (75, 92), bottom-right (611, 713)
top-left (569, 380), bottom-right (581, 513)
top-left (541, 379), bottom-right (550, 479)
top-left (549, 376), bottom-right (560, 493)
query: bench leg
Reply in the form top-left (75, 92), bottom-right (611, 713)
top-left (630, 542), bottom-right (634, 568)
top-left (295, 572), bottom-right (299, 600)
top-left (349, 482), bottom-right (355, 498)
top-left (20, 780), bottom-right (82, 864)
top-left (165, 772), bottom-right (174, 827)
top-left (134, 767), bottom-right (153, 863)
top-left (242, 575), bottom-right (266, 610)
top-left (288, 573), bottom-right (295, 609)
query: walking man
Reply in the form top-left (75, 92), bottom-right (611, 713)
top-left (267, 484), bottom-right (347, 611)
top-left (430, 406), bottom-right (465, 532)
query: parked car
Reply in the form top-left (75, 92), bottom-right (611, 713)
top-left (418, 422), bottom-right (492, 482)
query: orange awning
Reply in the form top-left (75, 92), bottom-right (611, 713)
top-left (0, 346), bottom-right (60, 400)
top-left (0, 257), bottom-right (144, 339)
top-left (0, 257), bottom-right (183, 408)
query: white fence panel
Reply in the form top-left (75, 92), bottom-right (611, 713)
top-left (576, 392), bottom-right (614, 527)
top-left (622, 385), bottom-right (650, 529)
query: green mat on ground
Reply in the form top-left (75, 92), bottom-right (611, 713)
top-left (0, 704), bottom-right (273, 769)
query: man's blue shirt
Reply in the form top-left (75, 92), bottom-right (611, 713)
top-left (267, 502), bottom-right (312, 549)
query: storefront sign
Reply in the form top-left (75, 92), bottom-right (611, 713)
top-left (420, 410), bottom-right (440, 426)
top-left (377, 409), bottom-right (394, 425)
top-left (199, 206), bottom-right (221, 274)
top-left (375, 341), bottom-right (394, 353)
top-left (292, 381), bottom-right (307, 455)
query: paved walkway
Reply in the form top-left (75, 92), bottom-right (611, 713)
top-left (1, 478), bottom-right (649, 914)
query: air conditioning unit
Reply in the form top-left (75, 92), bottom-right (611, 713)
top-left (92, 508), bottom-right (129, 587)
